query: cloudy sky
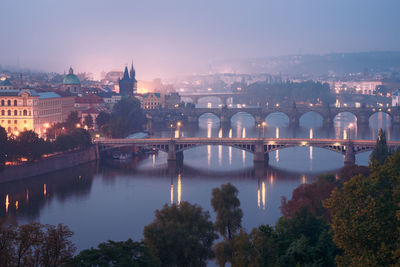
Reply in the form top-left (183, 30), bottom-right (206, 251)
top-left (1, 0), bottom-right (399, 79)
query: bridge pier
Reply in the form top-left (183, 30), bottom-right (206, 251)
top-left (254, 115), bottom-right (265, 126)
top-left (220, 115), bottom-right (231, 126)
top-left (253, 141), bottom-right (269, 167)
top-left (344, 142), bottom-right (355, 165)
top-left (289, 116), bottom-right (299, 128)
top-left (357, 113), bottom-right (370, 129)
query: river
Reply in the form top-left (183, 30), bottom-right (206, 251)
top-left (0, 109), bottom-right (397, 256)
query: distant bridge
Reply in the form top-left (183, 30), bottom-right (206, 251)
top-left (180, 92), bottom-right (243, 105)
top-left (147, 106), bottom-right (400, 128)
top-left (95, 137), bottom-right (400, 166)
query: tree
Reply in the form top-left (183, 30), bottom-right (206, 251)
top-left (275, 208), bottom-right (338, 267)
top-left (324, 151), bottom-right (400, 266)
top-left (0, 222), bottom-right (75, 267)
top-left (211, 183), bottom-right (243, 240)
top-left (64, 111), bottom-right (81, 132)
top-left (0, 126), bottom-right (7, 170)
top-left (83, 114), bottom-right (94, 130)
top-left (280, 173), bottom-right (337, 221)
top-left (338, 164), bottom-right (370, 182)
top-left (70, 128), bottom-right (92, 149)
top-left (144, 202), bottom-right (217, 267)
top-left (15, 130), bottom-right (47, 161)
top-left (370, 128), bottom-right (390, 165)
top-left (68, 239), bottom-right (159, 267)
top-left (95, 111), bottom-right (111, 129)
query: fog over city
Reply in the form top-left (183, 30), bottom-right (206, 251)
top-left (1, 0), bottom-right (400, 79)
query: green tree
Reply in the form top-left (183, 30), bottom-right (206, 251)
top-left (275, 208), bottom-right (337, 267)
top-left (370, 128), bottom-right (390, 165)
top-left (15, 131), bottom-right (47, 161)
top-left (83, 114), bottom-right (94, 129)
top-left (68, 239), bottom-right (159, 267)
top-left (211, 183), bottom-right (243, 240)
top-left (144, 202), bottom-right (217, 267)
top-left (324, 151), bottom-right (400, 266)
top-left (250, 225), bottom-right (279, 267)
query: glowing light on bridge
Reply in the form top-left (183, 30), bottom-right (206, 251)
top-left (218, 128), bottom-right (222, 138)
top-left (276, 128), bottom-right (279, 138)
top-left (229, 129), bottom-right (232, 138)
top-left (44, 184), bottom-right (47, 197)
top-left (302, 175), bottom-right (306, 184)
top-left (270, 174), bottom-right (274, 185)
top-left (309, 128), bottom-right (313, 139)
top-left (177, 174), bottom-right (182, 207)
top-left (152, 154), bottom-right (156, 168)
top-left (26, 189), bottom-right (29, 202)
top-left (207, 121), bottom-right (212, 138)
top-left (15, 201), bottom-right (18, 211)
top-left (242, 128), bottom-right (246, 138)
top-left (301, 142), bottom-right (307, 146)
top-left (5, 194), bottom-right (9, 213)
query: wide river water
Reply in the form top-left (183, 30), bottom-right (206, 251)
top-left (0, 109), bottom-right (397, 257)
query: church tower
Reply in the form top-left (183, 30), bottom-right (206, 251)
top-left (118, 66), bottom-right (134, 96)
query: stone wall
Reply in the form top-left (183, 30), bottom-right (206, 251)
top-left (0, 146), bottom-right (98, 183)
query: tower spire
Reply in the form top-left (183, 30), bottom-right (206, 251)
top-left (130, 61), bottom-right (135, 80)
top-left (123, 66), bottom-right (129, 79)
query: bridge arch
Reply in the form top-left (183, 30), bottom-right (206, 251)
top-left (230, 111), bottom-right (256, 127)
top-left (196, 96), bottom-right (223, 107)
top-left (298, 111), bottom-right (323, 128)
top-left (265, 112), bottom-right (290, 127)
top-left (198, 112), bottom-right (220, 127)
top-left (333, 111), bottom-right (357, 128)
top-left (369, 111), bottom-right (392, 128)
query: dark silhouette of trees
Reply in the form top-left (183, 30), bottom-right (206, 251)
top-left (144, 202), bottom-right (217, 267)
top-left (0, 222), bottom-right (75, 267)
top-left (280, 174), bottom-right (337, 221)
top-left (68, 239), bottom-right (160, 267)
top-left (0, 126), bottom-right (7, 170)
top-left (83, 114), bottom-right (93, 130)
top-left (98, 97), bottom-right (146, 138)
top-left (370, 128), bottom-right (391, 165)
top-left (211, 183), bottom-right (243, 240)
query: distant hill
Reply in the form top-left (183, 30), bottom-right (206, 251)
top-left (210, 51), bottom-right (400, 76)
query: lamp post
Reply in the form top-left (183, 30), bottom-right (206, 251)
top-left (262, 121), bottom-right (266, 138)
top-left (169, 123), bottom-right (174, 139)
top-left (257, 123), bottom-right (261, 138)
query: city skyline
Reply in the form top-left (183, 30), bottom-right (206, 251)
top-left (1, 0), bottom-right (400, 79)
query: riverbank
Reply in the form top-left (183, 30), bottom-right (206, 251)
top-left (0, 146), bottom-right (98, 183)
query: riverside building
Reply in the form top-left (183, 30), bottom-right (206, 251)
top-left (0, 89), bottom-right (75, 135)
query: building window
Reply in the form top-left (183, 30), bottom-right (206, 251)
top-left (7, 100), bottom-right (11, 106)
top-left (7, 110), bottom-right (11, 116)
top-left (1, 110), bottom-right (4, 116)
top-left (1, 100), bottom-right (4, 106)
top-left (8, 120), bottom-right (11, 124)
top-left (14, 120), bottom-right (17, 124)
top-left (14, 110), bottom-right (17, 116)
top-left (14, 100), bottom-right (17, 106)
top-left (7, 127), bottom-right (11, 133)
top-left (23, 110), bottom-right (27, 116)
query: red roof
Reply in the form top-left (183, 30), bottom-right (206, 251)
top-left (75, 94), bottom-right (104, 104)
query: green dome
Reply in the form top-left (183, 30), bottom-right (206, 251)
top-left (63, 67), bottom-right (81, 85)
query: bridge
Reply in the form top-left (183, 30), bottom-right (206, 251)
top-left (147, 105), bottom-right (400, 128)
top-left (179, 92), bottom-right (243, 105)
top-left (95, 137), bottom-right (400, 167)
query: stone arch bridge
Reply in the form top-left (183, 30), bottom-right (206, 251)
top-left (147, 106), bottom-right (400, 128)
top-left (95, 137), bottom-right (400, 167)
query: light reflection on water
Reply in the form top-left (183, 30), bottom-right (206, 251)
top-left (0, 110), bottom-right (398, 254)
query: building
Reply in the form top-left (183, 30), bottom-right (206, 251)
top-left (74, 94), bottom-right (104, 110)
top-left (330, 81), bottom-right (382, 95)
top-left (0, 77), bottom-right (13, 90)
top-left (140, 93), bottom-right (162, 109)
top-left (62, 67), bottom-right (81, 94)
top-left (392, 90), bottom-right (400, 106)
top-left (118, 64), bottom-right (137, 96)
top-left (164, 92), bottom-right (181, 108)
top-left (0, 89), bottom-right (75, 134)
